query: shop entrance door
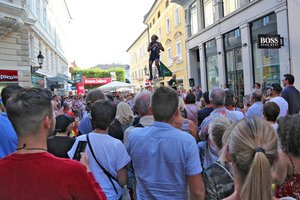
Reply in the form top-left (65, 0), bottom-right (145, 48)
top-left (225, 48), bottom-right (244, 106)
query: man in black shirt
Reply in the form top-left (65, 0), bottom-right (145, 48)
top-left (281, 74), bottom-right (300, 115)
top-left (47, 114), bottom-right (75, 158)
top-left (198, 91), bottom-right (214, 126)
top-left (168, 74), bottom-right (177, 90)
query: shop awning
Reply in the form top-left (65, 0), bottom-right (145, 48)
top-left (47, 76), bottom-right (73, 84)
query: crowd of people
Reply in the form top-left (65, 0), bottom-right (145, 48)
top-left (0, 73), bottom-right (299, 200)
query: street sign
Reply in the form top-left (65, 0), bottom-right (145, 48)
top-left (74, 73), bottom-right (82, 83)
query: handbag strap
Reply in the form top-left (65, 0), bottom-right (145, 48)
top-left (186, 105), bottom-right (198, 118)
top-left (213, 161), bottom-right (234, 181)
top-left (86, 134), bottom-right (119, 194)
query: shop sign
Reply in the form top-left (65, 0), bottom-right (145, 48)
top-left (258, 34), bottom-right (283, 49)
top-left (82, 76), bottom-right (112, 85)
top-left (76, 83), bottom-right (85, 95)
top-left (0, 70), bottom-right (18, 82)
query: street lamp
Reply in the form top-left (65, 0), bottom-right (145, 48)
top-left (144, 66), bottom-right (149, 76)
top-left (31, 51), bottom-right (44, 73)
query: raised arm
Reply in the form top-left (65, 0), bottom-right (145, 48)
top-left (147, 42), bottom-right (153, 52)
top-left (158, 42), bottom-right (164, 51)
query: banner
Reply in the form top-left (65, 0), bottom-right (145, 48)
top-left (82, 76), bottom-right (112, 85)
top-left (0, 70), bottom-right (18, 82)
top-left (76, 83), bottom-right (85, 95)
top-left (160, 62), bottom-right (173, 77)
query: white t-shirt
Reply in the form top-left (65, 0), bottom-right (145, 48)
top-left (270, 96), bottom-right (289, 118)
top-left (68, 133), bottom-right (131, 200)
top-left (271, 123), bottom-right (279, 131)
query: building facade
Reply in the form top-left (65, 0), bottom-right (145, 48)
top-left (0, 0), bottom-right (71, 91)
top-left (126, 29), bottom-right (149, 90)
top-left (143, 0), bottom-right (189, 89)
top-left (172, 0), bottom-right (300, 100)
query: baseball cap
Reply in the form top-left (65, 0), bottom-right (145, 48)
top-left (55, 114), bottom-right (75, 133)
top-left (270, 83), bottom-right (282, 93)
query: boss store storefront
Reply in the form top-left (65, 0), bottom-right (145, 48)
top-left (250, 13), bottom-right (282, 95)
top-left (204, 12), bottom-right (284, 98)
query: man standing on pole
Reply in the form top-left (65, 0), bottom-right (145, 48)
top-left (148, 34), bottom-right (164, 81)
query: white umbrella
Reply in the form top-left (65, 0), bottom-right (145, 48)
top-left (98, 81), bottom-right (135, 91)
top-left (116, 87), bottom-right (132, 92)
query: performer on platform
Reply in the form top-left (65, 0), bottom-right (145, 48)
top-left (148, 34), bottom-right (164, 81)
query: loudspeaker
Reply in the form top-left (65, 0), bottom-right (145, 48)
top-left (189, 78), bottom-right (195, 87)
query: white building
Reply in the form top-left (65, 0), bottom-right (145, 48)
top-left (0, 0), bottom-right (71, 91)
top-left (172, 0), bottom-right (300, 102)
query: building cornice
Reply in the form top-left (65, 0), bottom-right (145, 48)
top-left (0, 2), bottom-right (37, 38)
top-left (143, 0), bottom-right (159, 24)
top-left (0, 2), bottom-right (23, 17)
top-left (170, 0), bottom-right (185, 6)
top-left (0, 14), bottom-right (23, 38)
top-left (126, 28), bottom-right (148, 52)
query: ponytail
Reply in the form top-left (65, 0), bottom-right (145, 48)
top-left (241, 151), bottom-right (272, 200)
top-left (229, 117), bottom-right (278, 200)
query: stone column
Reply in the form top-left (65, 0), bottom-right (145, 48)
top-left (214, 0), bottom-right (224, 22)
top-left (240, 0), bottom-right (249, 7)
top-left (275, 6), bottom-right (290, 79)
top-left (184, 8), bottom-right (191, 37)
top-left (187, 48), bottom-right (199, 84)
top-left (199, 43), bottom-right (207, 90)
top-left (240, 23), bottom-right (253, 95)
top-left (216, 35), bottom-right (225, 88)
top-left (197, 0), bottom-right (204, 30)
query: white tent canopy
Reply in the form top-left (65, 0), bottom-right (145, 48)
top-left (98, 81), bottom-right (135, 91)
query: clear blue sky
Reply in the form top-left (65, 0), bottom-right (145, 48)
top-left (64, 0), bottom-right (155, 68)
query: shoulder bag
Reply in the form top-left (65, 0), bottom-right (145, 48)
top-left (86, 134), bottom-right (120, 194)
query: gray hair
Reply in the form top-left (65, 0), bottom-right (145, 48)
top-left (133, 90), bottom-right (152, 116)
top-left (251, 89), bottom-right (263, 102)
top-left (210, 87), bottom-right (225, 106)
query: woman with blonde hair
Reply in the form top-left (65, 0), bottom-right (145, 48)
top-left (116, 102), bottom-right (134, 132)
top-left (199, 117), bottom-right (232, 171)
top-left (223, 117), bottom-right (278, 200)
top-left (203, 118), bottom-right (234, 199)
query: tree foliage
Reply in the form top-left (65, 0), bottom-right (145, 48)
top-left (71, 67), bottom-right (126, 82)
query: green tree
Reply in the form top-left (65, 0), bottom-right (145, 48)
top-left (71, 67), bottom-right (125, 82)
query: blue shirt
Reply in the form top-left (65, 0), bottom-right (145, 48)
top-left (127, 121), bottom-right (202, 200)
top-left (246, 102), bottom-right (263, 118)
top-left (198, 141), bottom-right (219, 170)
top-left (78, 115), bottom-right (93, 135)
top-left (200, 107), bottom-right (238, 140)
top-left (0, 112), bottom-right (18, 158)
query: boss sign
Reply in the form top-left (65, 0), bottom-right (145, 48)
top-left (258, 34), bottom-right (282, 49)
